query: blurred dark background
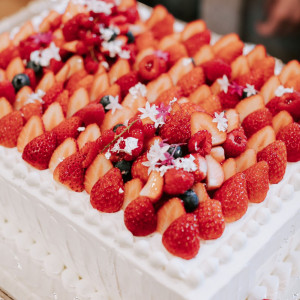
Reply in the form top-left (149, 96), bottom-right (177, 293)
top-left (140, 0), bottom-right (300, 63)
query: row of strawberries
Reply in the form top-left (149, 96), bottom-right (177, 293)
top-left (0, 0), bottom-right (299, 260)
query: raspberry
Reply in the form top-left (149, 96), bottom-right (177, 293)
top-left (84, 56), bottom-right (99, 74)
top-left (124, 196), bottom-right (157, 236)
top-left (160, 109), bottom-right (191, 144)
top-left (164, 168), bottom-right (194, 195)
top-left (202, 58), bottom-right (232, 83)
top-left (116, 71), bottom-right (139, 98)
top-left (138, 54), bottom-right (167, 81)
top-left (242, 108), bottom-right (273, 138)
top-left (223, 127), bottom-right (247, 158)
top-left (188, 130), bottom-right (212, 156)
top-left (218, 85), bottom-right (242, 109)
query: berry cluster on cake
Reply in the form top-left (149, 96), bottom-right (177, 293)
top-left (0, 0), bottom-right (299, 299)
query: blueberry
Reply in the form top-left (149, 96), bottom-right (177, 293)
top-left (167, 145), bottom-right (183, 159)
top-left (115, 160), bottom-right (132, 182)
top-left (126, 31), bottom-right (135, 44)
top-left (180, 189), bottom-right (199, 212)
top-left (100, 95), bottom-right (111, 111)
top-left (113, 124), bottom-right (124, 132)
top-left (26, 60), bottom-right (42, 75)
top-left (12, 74), bottom-right (31, 92)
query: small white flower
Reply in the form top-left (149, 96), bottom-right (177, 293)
top-left (104, 151), bottom-right (111, 159)
top-left (87, 0), bottom-right (114, 14)
top-left (213, 111), bottom-right (228, 132)
top-left (274, 85), bottom-right (294, 97)
top-left (182, 57), bottom-right (193, 66)
top-left (243, 84), bottom-right (257, 97)
top-left (124, 137), bottom-right (139, 155)
top-left (119, 50), bottom-right (131, 60)
top-left (102, 39), bottom-right (124, 58)
top-left (77, 127), bottom-right (86, 132)
top-left (129, 82), bottom-right (147, 99)
top-left (138, 102), bottom-right (158, 122)
top-left (100, 61), bottom-right (109, 70)
top-left (105, 95), bottom-right (123, 114)
top-left (25, 89), bottom-right (46, 105)
top-left (153, 115), bottom-right (165, 129)
top-left (173, 155), bottom-right (197, 172)
top-left (30, 42), bottom-right (61, 67)
top-left (100, 26), bottom-right (120, 42)
top-left (118, 187), bottom-right (124, 194)
top-left (217, 75), bottom-right (230, 94)
top-left (157, 165), bottom-right (173, 176)
top-left (169, 97), bottom-right (178, 105)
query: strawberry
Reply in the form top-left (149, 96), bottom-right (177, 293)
top-left (186, 153), bottom-right (207, 183)
top-left (0, 111), bottom-right (23, 148)
top-left (0, 97), bottom-right (13, 119)
top-left (165, 43), bottom-right (188, 66)
top-left (66, 70), bottom-right (88, 95)
top-left (49, 137), bottom-right (78, 173)
top-left (42, 81), bottom-right (64, 110)
top-left (243, 161), bottom-right (269, 203)
top-left (0, 81), bottom-right (16, 105)
top-left (215, 40), bottom-right (244, 64)
top-left (74, 103), bottom-right (105, 127)
top-left (139, 170), bottom-right (164, 202)
top-left (257, 140), bottom-right (287, 184)
top-left (180, 102), bottom-right (205, 116)
top-left (162, 213), bottom-right (200, 260)
top-left (266, 92), bottom-right (300, 121)
top-left (55, 90), bottom-right (70, 116)
top-left (151, 13), bottom-right (174, 40)
top-left (202, 58), bottom-right (232, 83)
top-left (122, 178), bottom-right (144, 209)
top-left (24, 68), bottom-right (36, 90)
top-left (20, 102), bottom-right (42, 122)
top-left (52, 116), bottom-right (83, 145)
top-left (235, 69), bottom-right (265, 91)
top-left (22, 131), bottom-right (57, 170)
top-left (276, 122), bottom-right (300, 162)
top-left (242, 108), bottom-right (273, 138)
top-left (183, 29), bottom-right (211, 57)
top-left (17, 115), bottom-right (44, 153)
top-left (80, 140), bottom-right (100, 168)
top-left (214, 172), bottom-right (248, 222)
top-left (160, 109), bottom-right (191, 144)
top-left (42, 102), bottom-right (65, 132)
top-left (124, 196), bottom-right (157, 236)
top-left (90, 168), bottom-right (124, 213)
top-left (154, 86), bottom-right (183, 106)
top-left (131, 152), bottom-right (149, 183)
top-left (53, 152), bottom-right (85, 192)
top-left (97, 129), bottom-right (115, 152)
top-left (116, 71), bottom-right (139, 98)
top-left (193, 182), bottom-right (211, 202)
top-left (138, 54), bottom-right (167, 82)
top-left (206, 154), bottom-right (225, 190)
top-left (0, 46), bottom-right (19, 69)
top-left (67, 87), bottom-right (90, 118)
top-left (156, 197), bottom-right (185, 234)
top-left (177, 67), bottom-right (205, 96)
top-left (188, 130), bottom-right (212, 156)
top-left (77, 123), bottom-right (101, 149)
top-left (251, 56), bottom-right (275, 83)
top-left (223, 127), bottom-right (247, 158)
top-left (135, 31), bottom-right (157, 51)
top-left (196, 199), bottom-right (225, 240)
top-left (163, 168), bottom-right (194, 195)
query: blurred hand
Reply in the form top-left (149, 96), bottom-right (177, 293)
top-left (257, 0), bottom-right (300, 36)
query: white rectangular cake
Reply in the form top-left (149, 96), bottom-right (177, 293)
top-left (0, 1), bottom-right (299, 300)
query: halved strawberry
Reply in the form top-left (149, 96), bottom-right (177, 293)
top-left (22, 131), bottom-right (57, 170)
top-left (257, 140), bottom-right (287, 184)
top-left (122, 178), bottom-right (144, 209)
top-left (168, 56), bottom-right (194, 84)
top-left (215, 40), bottom-right (244, 64)
top-left (235, 95), bottom-right (265, 122)
top-left (52, 116), bottom-right (83, 145)
top-left (146, 73), bottom-right (173, 103)
top-left (53, 152), bottom-right (85, 192)
top-left (77, 123), bottom-right (101, 149)
top-left (242, 108), bottom-right (273, 138)
top-left (151, 13), bottom-right (174, 40)
top-left (90, 167), bottom-right (124, 212)
top-left (272, 110), bottom-right (293, 134)
top-left (139, 170), bottom-right (163, 202)
top-left (246, 126), bottom-right (276, 152)
top-left (205, 154), bottom-right (224, 190)
top-left (42, 102), bottom-right (65, 131)
top-left (177, 67), bottom-right (205, 97)
top-left (0, 111), bottom-right (23, 148)
top-left (192, 182), bottom-right (210, 202)
top-left (74, 102), bottom-right (105, 127)
top-left (222, 158), bottom-right (237, 181)
top-left (20, 102), bottom-right (42, 122)
top-left (162, 213), bottom-right (200, 260)
top-left (131, 152), bottom-right (149, 183)
top-left (6, 57), bottom-right (25, 82)
top-left (187, 153), bottom-right (207, 182)
top-left (84, 153), bottom-right (113, 194)
top-left (210, 146), bottom-right (225, 163)
top-left (157, 197), bottom-right (185, 234)
top-left (66, 69), bottom-right (87, 94)
top-left (231, 56), bottom-right (250, 80)
top-left (108, 59), bottom-right (131, 85)
top-left (35, 71), bottom-right (55, 93)
top-left (49, 137), bottom-right (78, 172)
top-left (0, 81), bottom-right (16, 105)
top-left (193, 44), bottom-right (215, 66)
top-left (42, 81), bottom-right (64, 110)
top-left (90, 73), bottom-right (109, 101)
top-left (202, 58), bottom-right (231, 83)
top-left (190, 111), bottom-right (227, 146)
top-left (278, 60), bottom-right (300, 84)
top-left (165, 43), bottom-right (188, 66)
top-left (67, 87), bottom-right (90, 118)
top-left (17, 115), bottom-right (44, 153)
top-left (251, 56), bottom-right (275, 83)
top-left (225, 109), bottom-right (239, 132)
top-left (214, 172), bottom-right (248, 222)
top-left (235, 148), bottom-right (257, 173)
top-left (183, 29), bottom-right (211, 57)
top-left (243, 161), bottom-right (269, 203)
top-left (276, 122), bottom-right (300, 162)
top-left (0, 45), bottom-right (19, 70)
top-left (197, 199), bottom-right (225, 240)
top-left (189, 84), bottom-right (211, 104)
top-left (247, 45), bottom-right (267, 67)
top-left (235, 68), bottom-right (265, 91)
top-left (0, 97), bottom-right (13, 119)
top-left (260, 75), bottom-right (280, 104)
top-left (124, 196), bottom-right (157, 236)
